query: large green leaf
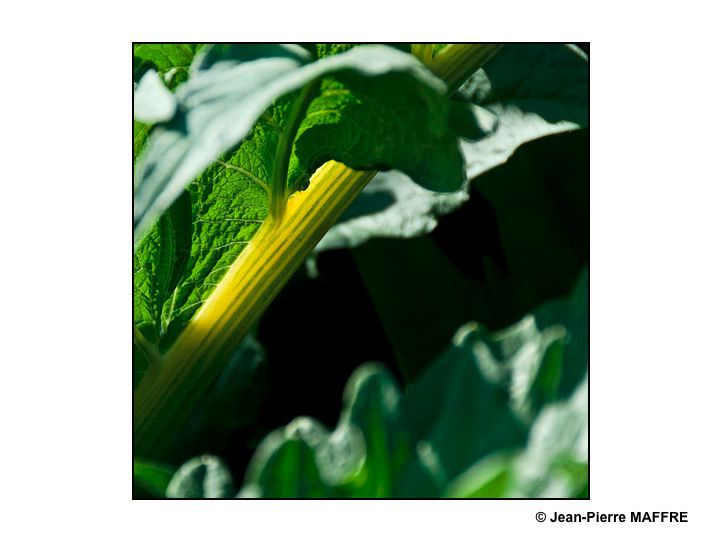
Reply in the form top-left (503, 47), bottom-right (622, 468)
top-left (312, 44), bottom-right (587, 253)
top-left (288, 69), bottom-right (470, 193)
top-left (133, 44), bottom-right (458, 240)
top-left (459, 44), bottom-right (588, 180)
top-left (134, 44), bottom-right (477, 352)
top-left (471, 130), bottom-right (589, 327)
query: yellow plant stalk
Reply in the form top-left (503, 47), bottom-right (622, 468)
top-left (430, 43), bottom-right (503, 92)
top-left (410, 44), bottom-right (435, 65)
top-left (134, 44), bottom-right (503, 457)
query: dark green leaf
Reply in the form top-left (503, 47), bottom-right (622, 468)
top-left (312, 44), bottom-right (586, 253)
top-left (352, 236), bottom-right (483, 381)
top-left (290, 70), bottom-right (465, 193)
top-left (238, 418), bottom-right (339, 498)
top-left (472, 130), bottom-right (589, 329)
top-left (459, 44), bottom-right (588, 180)
top-left (535, 269), bottom-right (588, 399)
top-left (399, 322), bottom-right (529, 485)
top-left (133, 191), bottom-right (192, 346)
top-left (337, 364), bottom-right (414, 497)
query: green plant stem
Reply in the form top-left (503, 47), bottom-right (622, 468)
top-left (134, 44), bottom-right (503, 458)
top-left (270, 79), bottom-right (320, 222)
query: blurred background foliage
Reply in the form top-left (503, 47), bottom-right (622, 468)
top-left (133, 43), bottom-right (589, 499)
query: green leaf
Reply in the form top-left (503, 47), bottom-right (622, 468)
top-left (133, 44), bottom-right (306, 239)
top-left (238, 418), bottom-right (341, 498)
top-left (352, 236), bottom-right (483, 381)
top-left (133, 121), bottom-right (151, 165)
top-left (314, 43), bottom-right (412, 59)
top-left (337, 364), bottom-right (414, 497)
top-left (310, 44), bottom-right (586, 253)
top-left (535, 269), bottom-right (588, 399)
top-left (459, 44), bottom-right (588, 180)
top-left (314, 170), bottom-right (470, 253)
top-left (134, 460), bottom-right (175, 498)
top-left (472, 130), bottom-right (589, 334)
top-left (133, 191), bottom-right (192, 345)
top-left (289, 69), bottom-right (467, 193)
top-left (315, 43), bottom-right (356, 58)
top-left (133, 44), bottom-right (451, 241)
top-left (443, 373), bottom-right (588, 498)
top-left (462, 316), bottom-right (567, 422)
top-left (133, 43), bottom-right (203, 88)
top-left (166, 455), bottom-right (234, 498)
top-left (510, 375), bottom-right (588, 497)
top-left (445, 453), bottom-right (515, 498)
top-left (239, 365), bottom-right (409, 498)
top-left (133, 45), bottom-right (205, 167)
top-left (398, 322), bottom-right (529, 486)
